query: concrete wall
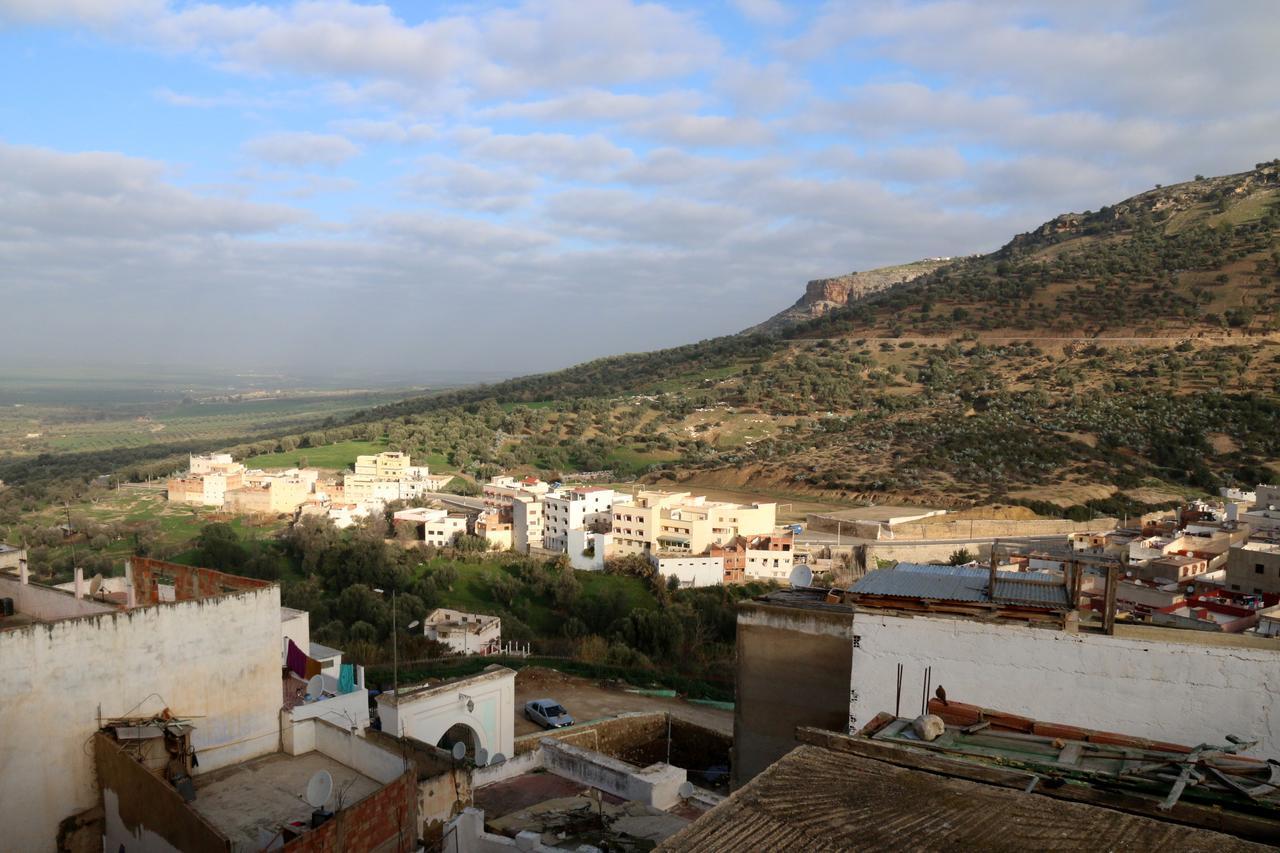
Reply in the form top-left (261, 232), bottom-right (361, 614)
top-left (733, 601), bottom-right (854, 786)
top-left (848, 611), bottom-right (1280, 757)
top-left (834, 517), bottom-right (1119, 541)
top-left (0, 586), bottom-right (281, 852)
top-left (95, 734), bottom-right (228, 853)
top-left (541, 739), bottom-right (686, 810)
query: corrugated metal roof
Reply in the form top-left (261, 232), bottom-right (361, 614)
top-left (850, 564), bottom-right (1069, 609)
top-left (851, 565), bottom-right (990, 602)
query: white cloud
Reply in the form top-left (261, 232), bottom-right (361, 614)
top-left (732, 0), bottom-right (793, 27)
top-left (330, 118), bottom-right (436, 144)
top-left (243, 132), bottom-right (361, 167)
top-left (456, 129), bottom-right (636, 181)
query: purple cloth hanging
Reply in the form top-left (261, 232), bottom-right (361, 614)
top-left (286, 639), bottom-right (307, 678)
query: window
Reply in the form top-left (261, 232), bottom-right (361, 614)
top-left (1257, 564), bottom-right (1266, 574)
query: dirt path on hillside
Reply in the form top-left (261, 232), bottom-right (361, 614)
top-left (513, 667), bottom-right (732, 736)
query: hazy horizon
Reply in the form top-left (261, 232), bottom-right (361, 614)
top-left (3, 1), bottom-right (1279, 375)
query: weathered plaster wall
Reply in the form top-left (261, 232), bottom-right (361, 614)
top-left (849, 612), bottom-right (1280, 756)
top-left (541, 739), bottom-right (685, 810)
top-left (1, 587), bottom-right (281, 852)
top-left (733, 602), bottom-right (854, 787)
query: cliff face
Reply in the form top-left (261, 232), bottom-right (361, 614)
top-left (747, 259), bottom-right (951, 335)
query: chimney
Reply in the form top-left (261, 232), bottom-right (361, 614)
top-left (18, 557), bottom-right (28, 585)
top-left (988, 540), bottom-right (999, 599)
top-left (124, 559), bottom-right (136, 609)
top-left (74, 567), bottom-right (85, 600)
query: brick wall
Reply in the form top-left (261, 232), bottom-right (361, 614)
top-left (129, 557), bottom-right (272, 606)
top-left (285, 770), bottom-right (417, 853)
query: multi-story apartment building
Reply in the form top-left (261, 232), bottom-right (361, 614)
top-left (512, 495), bottom-right (545, 551)
top-left (712, 533), bottom-right (795, 583)
top-left (542, 487), bottom-right (629, 552)
top-left (610, 491), bottom-right (777, 557)
top-left (344, 451), bottom-right (452, 502)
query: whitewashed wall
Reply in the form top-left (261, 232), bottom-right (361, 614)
top-left (0, 586), bottom-right (282, 852)
top-left (378, 668), bottom-right (515, 759)
top-left (848, 611), bottom-right (1280, 756)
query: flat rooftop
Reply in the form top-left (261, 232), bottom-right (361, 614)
top-left (190, 751), bottom-right (379, 848)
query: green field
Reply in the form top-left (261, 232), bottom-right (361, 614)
top-left (0, 391), bottom-right (413, 460)
top-left (606, 445), bottom-right (681, 474)
top-left (243, 439), bottom-right (391, 471)
top-left (418, 557), bottom-right (656, 635)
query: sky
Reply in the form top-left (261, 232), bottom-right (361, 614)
top-left (1, 1), bottom-right (1278, 380)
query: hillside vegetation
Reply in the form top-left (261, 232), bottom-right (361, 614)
top-left (3, 162), bottom-right (1279, 522)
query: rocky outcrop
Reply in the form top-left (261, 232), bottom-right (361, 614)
top-left (746, 259), bottom-right (952, 335)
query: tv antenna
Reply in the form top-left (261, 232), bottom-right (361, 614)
top-left (788, 565), bottom-right (813, 588)
top-left (304, 771), bottom-right (333, 809)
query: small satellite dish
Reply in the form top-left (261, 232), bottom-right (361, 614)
top-left (305, 675), bottom-right (324, 700)
top-left (451, 742), bottom-right (466, 761)
top-left (788, 565), bottom-right (813, 588)
top-left (678, 781), bottom-right (694, 799)
top-left (475, 747), bottom-right (489, 767)
top-left (490, 752), bottom-right (507, 766)
top-left (304, 771), bottom-right (333, 808)
top-left (89, 574), bottom-right (103, 596)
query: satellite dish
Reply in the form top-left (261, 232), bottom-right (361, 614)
top-left (678, 781), bottom-right (694, 798)
top-left (451, 742), bottom-right (466, 761)
top-left (788, 565), bottom-right (813, 588)
top-left (304, 771), bottom-right (333, 808)
top-left (89, 574), bottom-right (103, 596)
top-left (475, 747), bottom-right (489, 767)
top-left (305, 675), bottom-right (324, 700)
top-left (490, 752), bottom-right (507, 766)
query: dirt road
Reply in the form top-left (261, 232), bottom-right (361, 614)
top-left (512, 667), bottom-right (732, 736)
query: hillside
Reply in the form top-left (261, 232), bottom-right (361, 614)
top-left (3, 162), bottom-right (1279, 522)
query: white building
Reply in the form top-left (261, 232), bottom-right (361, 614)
top-left (651, 553), bottom-right (725, 588)
top-left (423, 608), bottom-right (503, 655)
top-left (542, 486), bottom-right (628, 552)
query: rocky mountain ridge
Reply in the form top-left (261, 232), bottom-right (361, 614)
top-left (746, 258), bottom-right (952, 335)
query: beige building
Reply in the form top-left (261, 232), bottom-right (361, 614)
top-left (223, 469), bottom-right (314, 515)
top-left (611, 491), bottom-right (778, 557)
top-left (166, 453), bottom-right (246, 507)
top-left (475, 510), bottom-right (513, 550)
top-left (345, 451), bottom-right (453, 503)
top-left (1225, 541), bottom-right (1280, 595)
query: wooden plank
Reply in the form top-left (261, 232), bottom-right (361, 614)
top-left (795, 727), bottom-right (1280, 844)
